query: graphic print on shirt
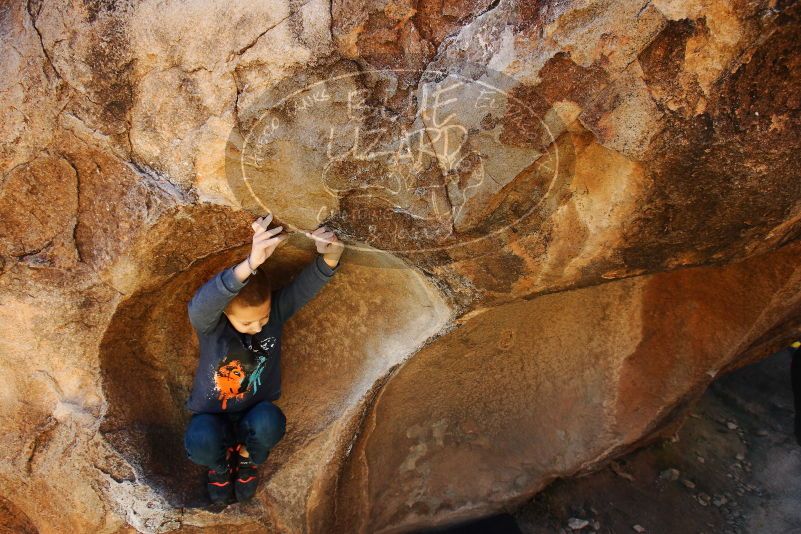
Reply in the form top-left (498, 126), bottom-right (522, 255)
top-left (213, 356), bottom-right (249, 410)
top-left (212, 336), bottom-right (278, 409)
top-left (244, 336), bottom-right (275, 395)
top-left (257, 336), bottom-right (277, 352)
top-left (245, 354), bottom-right (268, 394)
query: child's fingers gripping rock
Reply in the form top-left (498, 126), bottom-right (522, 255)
top-left (252, 214), bottom-right (273, 234)
top-left (305, 226), bottom-right (343, 255)
top-left (249, 224), bottom-right (287, 267)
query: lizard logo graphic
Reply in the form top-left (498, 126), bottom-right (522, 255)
top-left (245, 354), bottom-right (268, 394)
top-left (214, 359), bottom-right (248, 410)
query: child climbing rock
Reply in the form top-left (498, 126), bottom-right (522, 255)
top-left (183, 213), bottom-right (344, 505)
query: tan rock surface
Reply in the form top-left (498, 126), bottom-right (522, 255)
top-left (1, 0), bottom-right (799, 532)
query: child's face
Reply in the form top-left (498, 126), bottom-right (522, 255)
top-left (224, 298), bottom-right (271, 334)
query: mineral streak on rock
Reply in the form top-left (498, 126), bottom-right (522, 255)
top-left (0, 0), bottom-right (799, 532)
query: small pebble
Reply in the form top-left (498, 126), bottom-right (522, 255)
top-left (611, 461), bottom-right (635, 481)
top-left (568, 518), bottom-right (589, 530)
top-left (735, 453), bottom-right (745, 461)
top-left (682, 479), bottom-right (696, 489)
top-left (726, 421), bottom-right (738, 430)
top-left (633, 525), bottom-right (646, 533)
top-left (659, 468), bottom-right (680, 481)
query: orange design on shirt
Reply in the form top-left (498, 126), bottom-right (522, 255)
top-left (214, 359), bottom-right (249, 410)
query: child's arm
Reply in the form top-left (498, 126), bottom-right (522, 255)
top-left (188, 214), bottom-right (289, 335)
top-left (187, 261), bottom-right (251, 335)
top-left (271, 253), bottom-right (340, 324)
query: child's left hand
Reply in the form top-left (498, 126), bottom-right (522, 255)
top-left (304, 225), bottom-right (345, 262)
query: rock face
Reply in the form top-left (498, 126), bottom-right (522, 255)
top-left (1, 0), bottom-right (799, 532)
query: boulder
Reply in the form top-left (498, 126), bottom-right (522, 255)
top-left (0, 0), bottom-right (799, 532)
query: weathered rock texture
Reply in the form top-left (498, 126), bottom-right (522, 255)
top-left (1, 0), bottom-right (800, 532)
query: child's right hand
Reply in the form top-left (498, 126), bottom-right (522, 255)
top-left (248, 213), bottom-right (289, 268)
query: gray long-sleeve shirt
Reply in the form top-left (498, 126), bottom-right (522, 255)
top-left (185, 254), bottom-right (339, 413)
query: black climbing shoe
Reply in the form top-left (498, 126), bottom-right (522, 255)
top-left (206, 445), bottom-right (236, 504)
top-left (234, 444), bottom-right (262, 502)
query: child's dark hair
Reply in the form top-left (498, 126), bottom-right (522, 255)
top-left (232, 268), bottom-right (273, 307)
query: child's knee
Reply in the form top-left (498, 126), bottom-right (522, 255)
top-left (262, 403), bottom-right (287, 435)
top-left (185, 427), bottom-right (214, 454)
top-left (184, 415), bottom-right (227, 459)
top-left (248, 403), bottom-right (287, 440)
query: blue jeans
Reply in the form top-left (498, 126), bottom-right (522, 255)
top-left (184, 401), bottom-right (286, 471)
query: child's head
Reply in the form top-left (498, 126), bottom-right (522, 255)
top-left (224, 269), bottom-right (273, 334)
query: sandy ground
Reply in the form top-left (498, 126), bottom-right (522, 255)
top-left (423, 347), bottom-right (801, 534)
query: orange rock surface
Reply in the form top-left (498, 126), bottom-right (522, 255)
top-left (1, 0), bottom-right (799, 532)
